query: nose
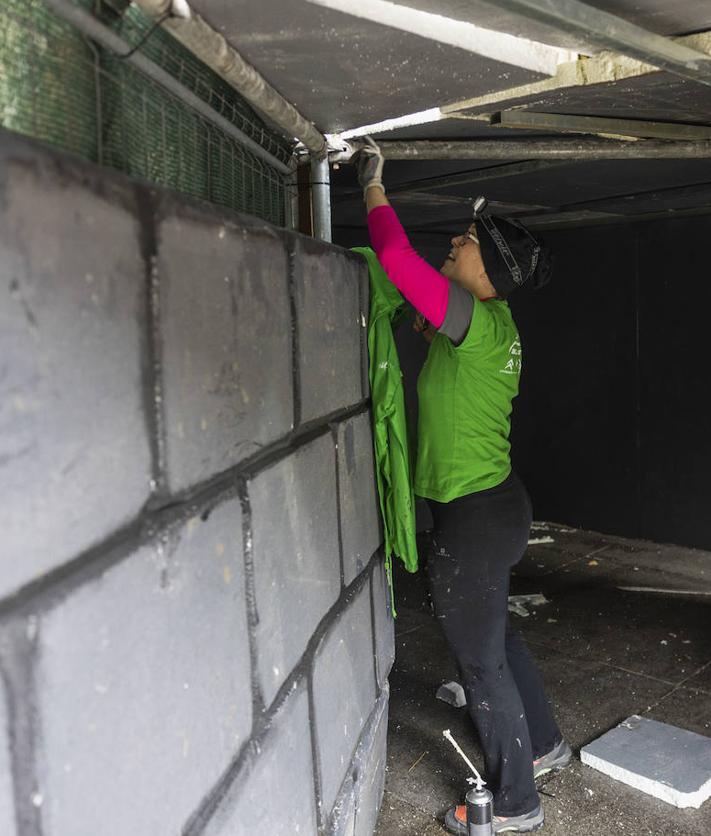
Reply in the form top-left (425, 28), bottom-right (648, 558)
top-left (450, 235), bottom-right (462, 247)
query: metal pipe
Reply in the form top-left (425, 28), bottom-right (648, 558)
top-left (333, 160), bottom-right (569, 203)
top-left (43, 0), bottom-right (292, 175)
top-left (134, 0), bottom-right (327, 158)
top-left (331, 139), bottom-right (711, 162)
top-left (284, 160), bottom-right (300, 231)
top-left (311, 156), bottom-right (332, 242)
top-left (490, 110), bottom-right (711, 141)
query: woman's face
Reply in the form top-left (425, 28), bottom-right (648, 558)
top-left (441, 223), bottom-right (497, 299)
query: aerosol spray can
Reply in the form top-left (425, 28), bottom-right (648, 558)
top-left (465, 785), bottom-right (494, 836)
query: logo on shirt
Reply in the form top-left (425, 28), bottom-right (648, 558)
top-left (500, 338), bottom-right (522, 376)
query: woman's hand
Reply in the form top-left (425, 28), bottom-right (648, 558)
top-left (413, 312), bottom-right (436, 344)
top-left (354, 136), bottom-right (385, 196)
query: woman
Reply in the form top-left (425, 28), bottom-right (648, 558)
top-left (355, 139), bottom-right (571, 834)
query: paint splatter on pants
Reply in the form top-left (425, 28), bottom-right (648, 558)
top-left (427, 471), bottom-right (562, 817)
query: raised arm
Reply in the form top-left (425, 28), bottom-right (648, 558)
top-left (366, 200), bottom-right (449, 328)
top-left (354, 141), bottom-right (448, 326)
top-left (355, 139), bottom-right (474, 342)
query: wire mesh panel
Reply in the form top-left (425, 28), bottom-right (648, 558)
top-left (0, 0), bottom-right (292, 225)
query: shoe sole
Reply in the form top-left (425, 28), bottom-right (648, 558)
top-left (534, 759), bottom-right (570, 779)
top-left (533, 748), bottom-right (573, 780)
top-left (445, 819), bottom-right (545, 835)
top-left (495, 819), bottom-right (545, 833)
top-left (446, 809), bottom-right (546, 835)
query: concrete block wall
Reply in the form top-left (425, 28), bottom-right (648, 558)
top-left (0, 130), bottom-right (394, 836)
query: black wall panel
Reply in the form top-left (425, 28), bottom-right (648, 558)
top-left (637, 217), bottom-right (711, 549)
top-left (509, 225), bottom-right (639, 537)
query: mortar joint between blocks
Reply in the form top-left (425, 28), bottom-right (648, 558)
top-left (0, 619), bottom-right (43, 836)
top-left (330, 423), bottom-right (346, 590)
top-left (368, 560), bottom-right (380, 696)
top-left (237, 478), bottom-right (266, 718)
top-left (287, 237), bottom-right (302, 431)
top-left (133, 183), bottom-right (168, 502)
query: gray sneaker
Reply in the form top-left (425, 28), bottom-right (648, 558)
top-left (444, 803), bottom-right (544, 834)
top-left (533, 739), bottom-right (573, 779)
top-left (493, 805), bottom-right (545, 833)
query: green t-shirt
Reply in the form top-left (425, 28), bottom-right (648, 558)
top-left (415, 297), bottom-right (521, 502)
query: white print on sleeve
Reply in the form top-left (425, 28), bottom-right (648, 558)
top-left (500, 338), bottom-right (522, 376)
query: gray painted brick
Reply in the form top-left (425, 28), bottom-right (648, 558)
top-left (158, 203), bottom-right (293, 493)
top-left (250, 433), bottom-right (341, 706)
top-left (0, 136), bottom-right (152, 597)
top-left (354, 687), bottom-right (389, 836)
top-left (294, 237), bottom-right (364, 423)
top-left (371, 557), bottom-right (395, 689)
top-left (337, 413), bottom-right (381, 586)
top-left (0, 687), bottom-right (16, 836)
top-left (35, 498), bottom-right (250, 836)
top-left (313, 581), bottom-right (377, 816)
top-left (202, 682), bottom-right (317, 836)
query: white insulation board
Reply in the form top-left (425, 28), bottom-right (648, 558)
top-left (581, 715), bottom-right (711, 809)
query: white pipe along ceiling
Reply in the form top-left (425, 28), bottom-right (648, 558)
top-left (148, 0), bottom-right (711, 231)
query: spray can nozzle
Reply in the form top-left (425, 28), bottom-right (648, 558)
top-left (466, 775), bottom-right (486, 792)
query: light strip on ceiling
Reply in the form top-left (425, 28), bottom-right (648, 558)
top-left (305, 0), bottom-right (578, 75)
top-left (329, 107), bottom-right (447, 142)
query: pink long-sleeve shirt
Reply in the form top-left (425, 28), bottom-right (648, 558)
top-left (368, 204), bottom-right (449, 327)
top-left (367, 205), bottom-right (474, 343)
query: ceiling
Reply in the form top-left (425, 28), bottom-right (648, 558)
top-left (187, 0), bottom-right (711, 234)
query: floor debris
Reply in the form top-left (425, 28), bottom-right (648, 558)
top-left (618, 586), bottom-right (711, 596)
top-left (531, 522), bottom-right (577, 533)
top-left (507, 593), bottom-right (549, 617)
top-left (436, 681), bottom-right (467, 708)
top-left (408, 751), bottom-right (428, 773)
top-left (528, 536), bottom-right (555, 545)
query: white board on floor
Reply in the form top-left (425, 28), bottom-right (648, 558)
top-left (581, 715), bottom-right (711, 809)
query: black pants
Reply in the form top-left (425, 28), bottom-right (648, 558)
top-left (427, 472), bottom-right (561, 817)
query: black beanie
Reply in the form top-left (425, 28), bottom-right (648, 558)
top-left (475, 214), bottom-right (553, 299)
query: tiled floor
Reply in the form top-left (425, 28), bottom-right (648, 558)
top-left (375, 524), bottom-right (711, 836)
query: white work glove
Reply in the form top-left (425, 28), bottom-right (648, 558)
top-left (353, 136), bottom-right (385, 198)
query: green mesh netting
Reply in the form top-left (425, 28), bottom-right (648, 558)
top-left (0, 0), bottom-right (291, 225)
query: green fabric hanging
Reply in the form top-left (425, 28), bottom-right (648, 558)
top-left (353, 247), bottom-right (419, 593)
